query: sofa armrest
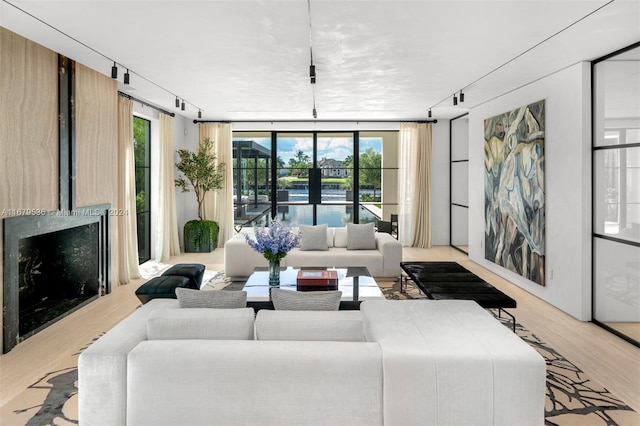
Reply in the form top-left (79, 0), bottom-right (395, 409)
top-left (375, 232), bottom-right (402, 277)
top-left (78, 299), bottom-right (178, 426)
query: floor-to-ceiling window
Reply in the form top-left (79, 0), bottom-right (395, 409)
top-left (133, 116), bottom-right (151, 263)
top-left (592, 42), bottom-right (640, 347)
top-left (232, 130), bottom-right (397, 229)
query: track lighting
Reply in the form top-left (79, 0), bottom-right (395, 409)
top-left (181, 100), bottom-right (186, 111)
top-left (198, 110), bottom-right (202, 119)
top-left (124, 69), bottom-right (130, 85)
top-left (310, 64), bottom-right (316, 84)
top-left (428, 108), bottom-right (432, 118)
top-left (459, 90), bottom-right (464, 103)
top-left (111, 62), bottom-right (118, 79)
top-left (453, 94), bottom-right (458, 106)
top-left (312, 108), bottom-right (317, 118)
top-left (175, 97), bottom-right (180, 108)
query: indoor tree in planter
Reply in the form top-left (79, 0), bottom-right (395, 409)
top-left (175, 137), bottom-right (226, 252)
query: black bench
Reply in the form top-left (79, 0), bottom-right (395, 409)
top-left (161, 263), bottom-right (206, 289)
top-left (400, 261), bottom-right (517, 331)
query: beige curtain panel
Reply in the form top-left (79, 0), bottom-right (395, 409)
top-left (198, 123), bottom-right (234, 247)
top-left (398, 122), bottom-right (432, 248)
top-left (156, 113), bottom-right (181, 261)
top-left (116, 96), bottom-right (141, 283)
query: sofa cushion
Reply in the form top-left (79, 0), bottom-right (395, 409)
top-left (270, 288), bottom-right (341, 310)
top-left (255, 310), bottom-right (364, 341)
top-left (334, 227), bottom-right (348, 248)
top-left (175, 288), bottom-right (247, 308)
top-left (347, 222), bottom-right (376, 250)
top-left (147, 308), bottom-right (255, 340)
top-left (299, 224), bottom-right (329, 251)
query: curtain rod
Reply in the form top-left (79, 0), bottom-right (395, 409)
top-left (118, 92), bottom-right (175, 117)
top-left (193, 119), bottom-right (437, 124)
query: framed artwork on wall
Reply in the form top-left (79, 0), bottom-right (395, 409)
top-left (484, 100), bottom-right (545, 286)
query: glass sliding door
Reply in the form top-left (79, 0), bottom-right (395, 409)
top-left (592, 43), bottom-right (640, 347)
top-left (232, 133), bottom-right (272, 228)
top-left (232, 130), bottom-right (397, 229)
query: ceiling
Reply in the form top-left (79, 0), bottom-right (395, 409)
top-left (1, 0), bottom-right (639, 122)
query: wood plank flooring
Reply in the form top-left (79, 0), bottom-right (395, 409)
top-left (1, 246), bottom-right (638, 418)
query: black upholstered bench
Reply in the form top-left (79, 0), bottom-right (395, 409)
top-left (161, 263), bottom-right (206, 290)
top-left (135, 275), bottom-right (192, 304)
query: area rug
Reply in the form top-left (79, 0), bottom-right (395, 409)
top-left (3, 275), bottom-right (637, 425)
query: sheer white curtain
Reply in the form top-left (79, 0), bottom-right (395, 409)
top-left (155, 113), bottom-right (181, 261)
top-left (398, 122), bottom-right (433, 248)
top-left (198, 123), bottom-right (234, 246)
top-left (117, 96), bottom-right (141, 283)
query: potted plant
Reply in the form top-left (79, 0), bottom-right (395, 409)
top-left (175, 137), bottom-right (226, 252)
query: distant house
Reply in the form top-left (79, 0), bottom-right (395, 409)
top-left (318, 158), bottom-right (349, 177)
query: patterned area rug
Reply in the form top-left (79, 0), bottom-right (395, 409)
top-left (2, 275), bottom-right (637, 425)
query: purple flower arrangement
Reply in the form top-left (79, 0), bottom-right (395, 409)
top-left (244, 221), bottom-right (301, 262)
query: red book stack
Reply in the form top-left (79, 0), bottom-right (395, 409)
top-left (296, 270), bottom-right (339, 291)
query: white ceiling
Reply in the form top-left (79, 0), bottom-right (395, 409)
top-left (1, 0), bottom-right (639, 122)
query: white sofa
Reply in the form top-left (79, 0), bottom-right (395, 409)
top-left (78, 299), bottom-right (546, 425)
top-left (224, 226), bottom-right (402, 278)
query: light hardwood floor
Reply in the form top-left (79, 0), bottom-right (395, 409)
top-left (1, 246), bottom-right (639, 417)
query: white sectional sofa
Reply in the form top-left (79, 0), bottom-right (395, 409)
top-left (78, 298), bottom-right (546, 425)
top-left (224, 226), bottom-right (402, 278)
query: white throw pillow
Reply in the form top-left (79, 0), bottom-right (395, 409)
top-left (270, 288), bottom-right (341, 311)
top-left (299, 224), bottom-right (329, 251)
top-left (346, 222), bottom-right (376, 250)
top-left (175, 288), bottom-right (247, 308)
top-left (334, 227), bottom-right (348, 248)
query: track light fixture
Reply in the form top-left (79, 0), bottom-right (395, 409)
top-left (181, 100), bottom-right (185, 111)
top-left (428, 108), bottom-right (432, 118)
top-left (124, 69), bottom-right (130, 85)
top-left (175, 97), bottom-right (180, 108)
top-left (312, 107), bottom-right (317, 118)
top-left (453, 94), bottom-right (458, 106)
top-left (198, 110), bottom-right (202, 119)
top-left (111, 62), bottom-right (118, 79)
top-left (459, 90), bottom-right (464, 103)
top-left (310, 64), bottom-right (316, 84)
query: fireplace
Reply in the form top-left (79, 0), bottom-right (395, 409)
top-left (3, 206), bottom-right (110, 353)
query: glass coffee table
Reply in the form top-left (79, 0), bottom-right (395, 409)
top-left (241, 266), bottom-right (384, 310)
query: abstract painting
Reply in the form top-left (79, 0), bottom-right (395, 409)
top-left (484, 100), bottom-right (545, 285)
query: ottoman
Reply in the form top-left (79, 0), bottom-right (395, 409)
top-left (161, 263), bottom-right (206, 290)
top-left (135, 276), bottom-right (191, 304)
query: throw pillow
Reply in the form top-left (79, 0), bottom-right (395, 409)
top-left (270, 288), bottom-right (342, 311)
top-left (346, 222), bottom-right (376, 250)
top-left (299, 224), bottom-right (329, 251)
top-left (175, 287), bottom-right (247, 308)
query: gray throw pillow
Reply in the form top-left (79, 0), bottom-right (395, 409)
top-left (299, 224), bottom-right (329, 251)
top-left (346, 222), bottom-right (376, 250)
top-left (270, 288), bottom-right (342, 311)
top-left (175, 287), bottom-right (247, 308)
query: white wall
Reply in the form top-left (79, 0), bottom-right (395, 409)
top-left (468, 62), bottom-right (592, 321)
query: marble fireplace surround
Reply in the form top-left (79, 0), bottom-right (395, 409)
top-left (2, 206), bottom-right (110, 353)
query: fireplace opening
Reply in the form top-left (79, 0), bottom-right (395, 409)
top-left (19, 222), bottom-right (100, 338)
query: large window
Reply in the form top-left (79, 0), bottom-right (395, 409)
top-left (592, 43), bottom-right (640, 347)
top-left (133, 116), bottom-right (151, 264)
top-left (232, 131), bottom-right (397, 229)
